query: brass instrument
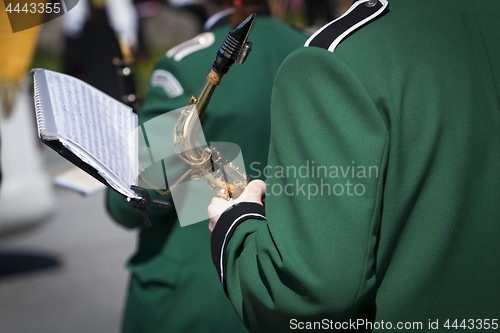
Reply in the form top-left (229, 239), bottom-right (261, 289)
top-left (141, 14), bottom-right (255, 201)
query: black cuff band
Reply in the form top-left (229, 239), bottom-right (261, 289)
top-left (211, 202), bottom-right (266, 296)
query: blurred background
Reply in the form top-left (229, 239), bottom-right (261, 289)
top-left (0, 0), bottom-right (351, 332)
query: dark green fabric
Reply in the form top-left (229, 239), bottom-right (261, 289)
top-left (106, 17), bottom-right (307, 333)
top-left (221, 1), bottom-right (500, 332)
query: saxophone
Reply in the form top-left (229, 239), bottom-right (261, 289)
top-left (142, 14), bottom-right (255, 201)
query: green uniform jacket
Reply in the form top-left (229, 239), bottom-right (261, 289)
top-left (106, 16), bottom-right (307, 333)
top-left (211, 1), bottom-right (500, 332)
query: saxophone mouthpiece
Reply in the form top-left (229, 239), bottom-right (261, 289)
top-left (212, 13), bottom-right (256, 75)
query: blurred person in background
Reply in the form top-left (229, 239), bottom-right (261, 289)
top-left (106, 0), bottom-right (307, 331)
top-left (0, 3), bottom-right (54, 233)
top-left (62, 0), bottom-right (138, 100)
top-left (304, 0), bottom-right (336, 27)
top-left (133, 0), bottom-right (162, 59)
top-left (165, 0), bottom-right (207, 29)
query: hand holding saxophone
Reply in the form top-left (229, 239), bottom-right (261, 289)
top-left (208, 180), bottom-right (266, 232)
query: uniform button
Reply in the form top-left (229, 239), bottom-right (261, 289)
top-left (365, 0), bottom-right (377, 7)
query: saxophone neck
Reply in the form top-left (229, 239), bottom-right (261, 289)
top-left (173, 13), bottom-right (256, 166)
top-left (193, 12), bottom-right (257, 119)
top-left (195, 13), bottom-right (256, 118)
top-left (194, 78), bottom-right (218, 121)
top-left (173, 79), bottom-right (217, 166)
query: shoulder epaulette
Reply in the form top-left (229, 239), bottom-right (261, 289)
top-left (150, 69), bottom-right (184, 99)
top-left (305, 0), bottom-right (388, 52)
top-left (166, 32), bottom-right (215, 62)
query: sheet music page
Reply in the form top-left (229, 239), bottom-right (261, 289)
top-left (44, 70), bottom-right (138, 194)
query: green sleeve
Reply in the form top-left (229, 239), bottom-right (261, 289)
top-left (211, 47), bottom-right (389, 331)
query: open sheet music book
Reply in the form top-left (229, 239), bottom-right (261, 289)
top-left (32, 68), bottom-right (140, 199)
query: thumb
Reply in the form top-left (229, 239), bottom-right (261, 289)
top-left (238, 179), bottom-right (266, 204)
